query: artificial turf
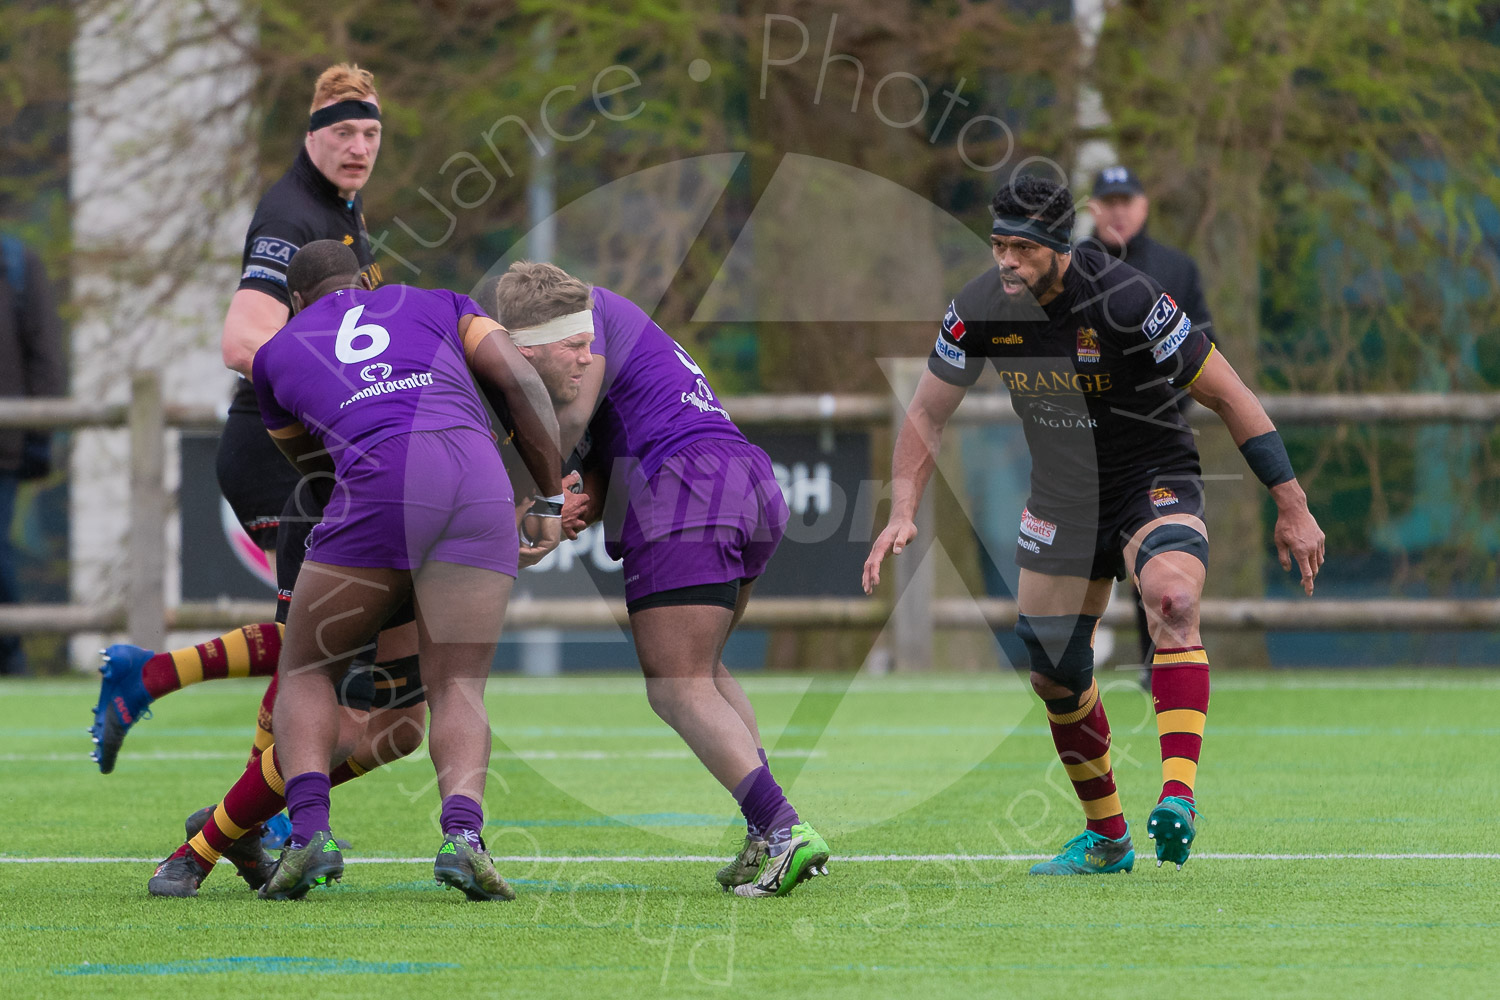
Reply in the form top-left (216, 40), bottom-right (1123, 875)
top-left (2, 670), bottom-right (1496, 998)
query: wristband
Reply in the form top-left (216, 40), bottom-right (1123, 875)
top-left (529, 493), bottom-right (565, 518)
top-left (1239, 431), bottom-right (1295, 488)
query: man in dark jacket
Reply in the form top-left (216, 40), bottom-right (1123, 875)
top-left (1088, 166), bottom-right (1216, 685)
top-left (1088, 166), bottom-right (1214, 337)
top-left (0, 235), bottom-right (66, 674)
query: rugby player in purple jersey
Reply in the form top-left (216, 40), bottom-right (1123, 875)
top-left (487, 262), bottom-right (829, 899)
top-left (250, 241), bottom-right (563, 900)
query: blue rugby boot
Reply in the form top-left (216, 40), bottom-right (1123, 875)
top-left (260, 812), bottom-right (293, 850)
top-left (1147, 796), bottom-right (1199, 869)
top-left (90, 644), bottom-right (155, 773)
top-left (1029, 826), bottom-right (1135, 875)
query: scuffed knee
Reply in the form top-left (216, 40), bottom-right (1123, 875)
top-left (1153, 588), bottom-right (1199, 638)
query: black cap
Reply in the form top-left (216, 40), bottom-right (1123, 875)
top-left (1092, 166), bottom-right (1144, 198)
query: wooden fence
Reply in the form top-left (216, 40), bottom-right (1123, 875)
top-left (1, 374), bottom-right (1496, 667)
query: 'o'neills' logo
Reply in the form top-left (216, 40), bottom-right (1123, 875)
top-left (991, 333), bottom-right (1024, 345)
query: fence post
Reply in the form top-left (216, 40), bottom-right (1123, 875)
top-left (128, 370), bottom-right (166, 651)
top-left (890, 360), bottom-right (934, 671)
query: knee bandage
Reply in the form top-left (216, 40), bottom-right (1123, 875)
top-left (1133, 523), bottom-right (1209, 580)
top-left (1015, 613), bottom-right (1100, 697)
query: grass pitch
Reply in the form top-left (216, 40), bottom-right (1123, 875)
top-left (2, 669), bottom-right (1497, 999)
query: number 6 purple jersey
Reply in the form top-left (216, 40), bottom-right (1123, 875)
top-left (251, 284), bottom-right (491, 473)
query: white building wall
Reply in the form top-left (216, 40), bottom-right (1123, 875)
top-left (70, 0), bottom-right (256, 665)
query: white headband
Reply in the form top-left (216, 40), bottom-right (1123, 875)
top-left (507, 309), bottom-right (594, 347)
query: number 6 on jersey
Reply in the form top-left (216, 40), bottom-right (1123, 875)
top-left (335, 304), bottom-right (390, 364)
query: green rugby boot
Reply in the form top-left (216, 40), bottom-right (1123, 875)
top-left (433, 834), bottom-right (516, 901)
top-left (1029, 827), bottom-right (1135, 875)
top-left (257, 833), bottom-right (344, 900)
top-left (716, 834), bottom-right (769, 890)
top-left (1147, 796), bottom-right (1198, 869)
top-left (731, 823), bottom-right (829, 898)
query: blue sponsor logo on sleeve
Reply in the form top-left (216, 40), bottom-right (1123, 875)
top-left (249, 236), bottom-right (298, 267)
top-left (1143, 293), bottom-right (1178, 339)
top-left (242, 264), bottom-right (288, 287)
top-left (935, 336), bottom-right (967, 369)
top-left (1151, 315), bottom-right (1191, 363)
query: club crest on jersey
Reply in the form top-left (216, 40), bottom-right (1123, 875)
top-left (1019, 507), bottom-right (1057, 545)
top-left (942, 302), bottom-right (967, 342)
top-left (1076, 327), bottom-right (1100, 362)
top-left (1150, 487), bottom-right (1179, 507)
top-left (249, 236), bottom-right (297, 267)
top-left (343, 234), bottom-right (355, 245)
top-left (935, 336), bottom-right (966, 369)
top-left (1143, 293), bottom-right (1178, 340)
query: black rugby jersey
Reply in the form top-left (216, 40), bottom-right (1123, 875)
top-left (229, 147), bottom-right (381, 415)
top-left (928, 243), bottom-right (1214, 509)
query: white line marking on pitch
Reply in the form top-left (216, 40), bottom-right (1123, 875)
top-left (3, 853), bottom-right (1497, 864)
top-left (0, 748), bottom-right (825, 763)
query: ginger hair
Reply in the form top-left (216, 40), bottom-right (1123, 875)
top-left (309, 63), bottom-right (378, 112)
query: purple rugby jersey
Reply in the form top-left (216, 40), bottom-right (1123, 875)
top-left (252, 284), bottom-right (491, 473)
top-left (584, 287), bottom-right (746, 480)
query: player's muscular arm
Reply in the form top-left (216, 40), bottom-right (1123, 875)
top-left (460, 315), bottom-right (563, 498)
top-left (1185, 349), bottom-right (1274, 444)
top-left (267, 424), bottom-right (335, 482)
top-left (1188, 349), bottom-right (1326, 594)
top-left (861, 371), bottom-right (968, 594)
top-left (222, 289), bottom-right (290, 377)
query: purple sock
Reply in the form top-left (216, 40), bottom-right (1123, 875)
top-left (284, 771), bottom-right (332, 850)
top-left (745, 748), bottom-right (771, 838)
top-left (732, 765), bottom-right (799, 855)
top-left (440, 794), bottom-right (485, 850)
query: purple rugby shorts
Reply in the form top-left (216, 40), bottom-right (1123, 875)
top-left (605, 438), bottom-right (789, 605)
top-left (307, 426), bottom-right (518, 577)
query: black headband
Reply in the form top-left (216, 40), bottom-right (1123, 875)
top-left (308, 99), bottom-right (382, 133)
top-left (991, 214), bottom-right (1071, 254)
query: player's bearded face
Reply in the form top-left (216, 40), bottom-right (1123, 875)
top-left (524, 336), bottom-right (593, 405)
top-left (991, 238), bottom-right (1060, 300)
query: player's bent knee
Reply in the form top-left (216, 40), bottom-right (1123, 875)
top-left (1015, 613), bottom-right (1100, 707)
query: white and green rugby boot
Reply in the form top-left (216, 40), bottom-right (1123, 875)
top-left (716, 834), bottom-right (770, 890)
top-left (731, 823), bottom-right (829, 898)
top-left (1029, 826), bottom-right (1135, 875)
